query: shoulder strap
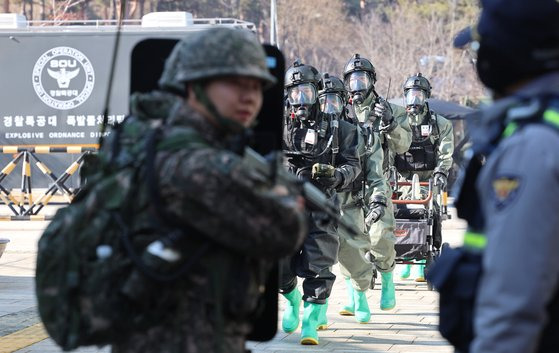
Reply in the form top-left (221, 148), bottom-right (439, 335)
top-left (146, 127), bottom-right (206, 230)
top-left (132, 127), bottom-right (211, 282)
top-left (331, 117), bottom-right (339, 165)
top-left (345, 103), bottom-right (359, 124)
top-left (430, 111), bottom-right (441, 146)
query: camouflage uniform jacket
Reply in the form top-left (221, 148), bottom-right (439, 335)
top-left (112, 97), bottom-right (307, 353)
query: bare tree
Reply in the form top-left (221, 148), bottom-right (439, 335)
top-left (277, 0), bottom-right (483, 103)
top-left (0, 0), bottom-right (482, 103)
top-left (277, 0), bottom-right (356, 76)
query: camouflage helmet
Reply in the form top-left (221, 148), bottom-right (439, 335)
top-left (342, 53), bottom-right (377, 83)
top-left (403, 73), bottom-right (432, 98)
top-left (158, 27), bottom-right (276, 94)
top-left (284, 59), bottom-right (321, 89)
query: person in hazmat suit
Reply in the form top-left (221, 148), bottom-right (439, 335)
top-left (393, 73), bottom-right (454, 281)
top-left (322, 71), bottom-right (391, 323)
top-left (280, 60), bottom-right (361, 345)
top-left (342, 53), bottom-right (412, 311)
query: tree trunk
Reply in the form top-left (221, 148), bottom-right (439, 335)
top-left (127, 0), bottom-right (137, 19)
top-left (3, 0), bottom-right (9, 13)
top-left (139, 0), bottom-right (144, 18)
top-left (110, 0), bottom-right (116, 20)
top-left (29, 0), bottom-right (34, 20)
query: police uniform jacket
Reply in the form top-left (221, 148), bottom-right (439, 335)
top-left (469, 72), bottom-right (559, 353)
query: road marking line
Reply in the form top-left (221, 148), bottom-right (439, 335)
top-left (0, 323), bottom-right (48, 353)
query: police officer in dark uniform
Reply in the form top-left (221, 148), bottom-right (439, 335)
top-left (280, 60), bottom-right (361, 345)
top-left (443, 0), bottom-right (559, 352)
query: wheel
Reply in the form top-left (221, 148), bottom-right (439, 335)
top-left (424, 252), bottom-right (436, 291)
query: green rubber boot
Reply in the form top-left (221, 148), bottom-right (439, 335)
top-left (380, 271), bottom-right (396, 311)
top-left (339, 278), bottom-right (355, 316)
top-left (414, 260), bottom-right (426, 282)
top-left (317, 299), bottom-right (328, 330)
top-left (400, 264), bottom-right (411, 279)
top-left (300, 302), bottom-right (322, 345)
top-left (353, 289), bottom-right (371, 323)
top-left (281, 288), bottom-right (302, 333)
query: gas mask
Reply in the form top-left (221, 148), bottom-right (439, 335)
top-left (404, 88), bottom-right (427, 116)
top-left (287, 83), bottom-right (318, 121)
top-left (344, 71), bottom-right (373, 105)
top-left (319, 93), bottom-right (344, 116)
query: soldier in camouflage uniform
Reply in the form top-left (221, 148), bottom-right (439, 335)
top-left (111, 27), bottom-right (307, 353)
top-left (281, 62), bottom-right (361, 345)
top-left (342, 53), bottom-right (412, 311)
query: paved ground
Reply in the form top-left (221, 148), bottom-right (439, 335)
top-left (0, 206), bottom-right (467, 353)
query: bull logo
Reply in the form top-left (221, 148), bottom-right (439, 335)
top-left (32, 47), bottom-right (95, 110)
top-left (47, 67), bottom-right (80, 89)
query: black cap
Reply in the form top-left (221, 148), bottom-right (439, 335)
top-left (453, 0), bottom-right (559, 51)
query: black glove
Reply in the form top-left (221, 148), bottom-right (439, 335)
top-left (365, 195), bottom-right (387, 227)
top-left (314, 169), bottom-right (344, 189)
top-left (374, 99), bottom-right (393, 124)
top-left (434, 172), bottom-right (447, 190)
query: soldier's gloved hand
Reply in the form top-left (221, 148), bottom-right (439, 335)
top-left (375, 99), bottom-right (397, 132)
top-left (374, 99), bottom-right (392, 124)
top-left (311, 163), bottom-right (344, 189)
top-left (314, 169), bottom-right (344, 189)
top-left (434, 172), bottom-right (447, 190)
top-left (365, 195), bottom-right (387, 227)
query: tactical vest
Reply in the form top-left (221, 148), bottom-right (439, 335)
top-left (394, 111), bottom-right (439, 172)
top-left (284, 113), bottom-right (339, 179)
